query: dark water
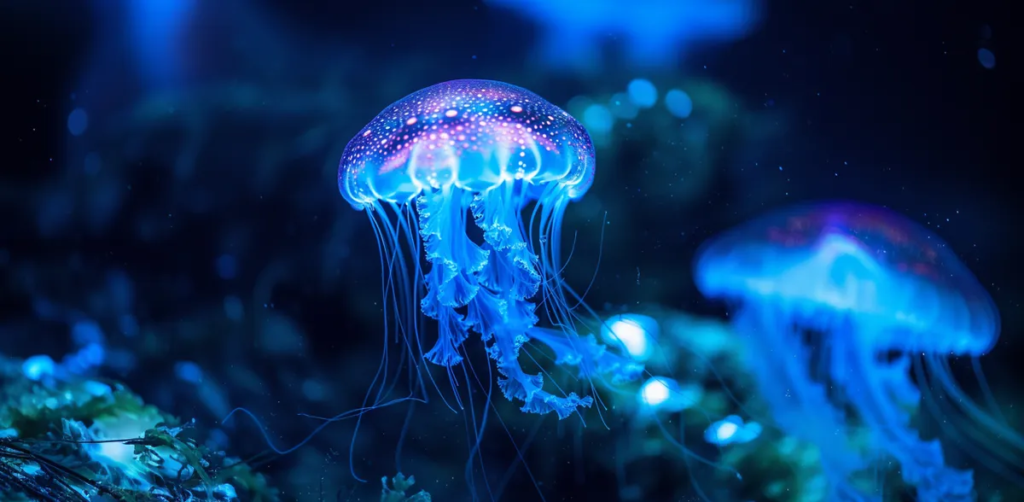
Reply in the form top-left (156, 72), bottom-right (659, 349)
top-left (2, 0), bottom-right (1017, 501)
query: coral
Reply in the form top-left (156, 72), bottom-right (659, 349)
top-left (0, 355), bottom-right (278, 501)
top-left (381, 472), bottom-right (431, 502)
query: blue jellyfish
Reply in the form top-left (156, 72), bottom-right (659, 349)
top-left (485, 0), bottom-right (761, 70)
top-left (340, 79), bottom-right (641, 423)
top-left (693, 201), bottom-right (1012, 501)
top-left (704, 415), bottom-right (761, 446)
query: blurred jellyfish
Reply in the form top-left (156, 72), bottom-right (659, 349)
top-left (704, 415), bottom-right (761, 446)
top-left (694, 201), bottom-right (1020, 501)
top-left (215, 254), bottom-right (239, 280)
top-left (977, 48), bottom-right (996, 70)
top-left (22, 355), bottom-right (56, 381)
top-left (338, 79), bottom-right (642, 483)
top-left (601, 313), bottom-right (659, 361)
top-left (486, 0), bottom-right (761, 70)
top-left (67, 108), bottom-right (88, 136)
top-left (71, 319), bottom-right (105, 347)
top-left (174, 361), bottom-right (204, 384)
top-left (638, 376), bottom-right (702, 413)
top-left (125, 0), bottom-right (197, 89)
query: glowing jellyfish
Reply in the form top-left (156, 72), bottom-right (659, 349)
top-left (693, 201), bottom-right (1015, 501)
top-left (22, 355), bottom-right (56, 381)
top-left (67, 108), bottom-right (88, 136)
top-left (638, 376), bottom-right (702, 412)
top-left (704, 415), bottom-right (761, 446)
top-left (977, 48), bottom-right (996, 70)
top-left (601, 313), bottom-right (659, 361)
top-left (340, 80), bottom-right (641, 421)
top-left (485, 0), bottom-right (761, 70)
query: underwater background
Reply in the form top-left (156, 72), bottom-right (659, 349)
top-left (2, 0), bottom-right (1018, 501)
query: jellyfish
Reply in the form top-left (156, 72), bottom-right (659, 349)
top-left (693, 201), bottom-right (1017, 501)
top-left (340, 79), bottom-right (641, 426)
top-left (704, 415), bottom-right (761, 446)
top-left (601, 313), bottom-right (660, 361)
top-left (484, 0), bottom-right (761, 70)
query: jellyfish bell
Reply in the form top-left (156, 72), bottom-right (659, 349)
top-left (601, 313), bottom-right (659, 361)
top-left (693, 200), bottom-right (1016, 500)
top-left (340, 79), bottom-right (595, 210)
top-left (637, 376), bottom-right (702, 413)
top-left (694, 201), bottom-right (1000, 356)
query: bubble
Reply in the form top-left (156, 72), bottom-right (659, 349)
top-left (67, 108), bottom-right (88, 136)
top-left (627, 78), bottom-right (658, 108)
top-left (977, 48), bottom-right (996, 69)
top-left (664, 89), bottom-right (694, 119)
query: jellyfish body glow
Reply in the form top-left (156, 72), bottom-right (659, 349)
top-left (601, 313), bottom-right (659, 361)
top-left (340, 80), bottom-right (641, 420)
top-left (694, 201), bottom-right (1008, 501)
top-left (704, 415), bottom-right (761, 446)
top-left (638, 376), bottom-right (702, 413)
top-left (485, 0), bottom-right (761, 70)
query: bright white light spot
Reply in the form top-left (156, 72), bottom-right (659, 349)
top-left (705, 415), bottom-right (762, 446)
top-left (608, 319), bottom-right (648, 358)
top-left (98, 441), bottom-right (135, 465)
top-left (640, 377), bottom-right (672, 407)
top-left (715, 421), bottom-right (738, 442)
top-left (22, 355), bottom-right (55, 381)
top-left (602, 314), bottom-right (659, 361)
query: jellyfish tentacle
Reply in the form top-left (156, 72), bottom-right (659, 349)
top-left (417, 188), bottom-right (488, 366)
top-left (526, 327), bottom-right (643, 385)
top-left (461, 185), bottom-right (592, 419)
top-left (468, 273), bottom-right (592, 419)
top-left (736, 307), bottom-right (870, 495)
top-left (843, 335), bottom-right (974, 501)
